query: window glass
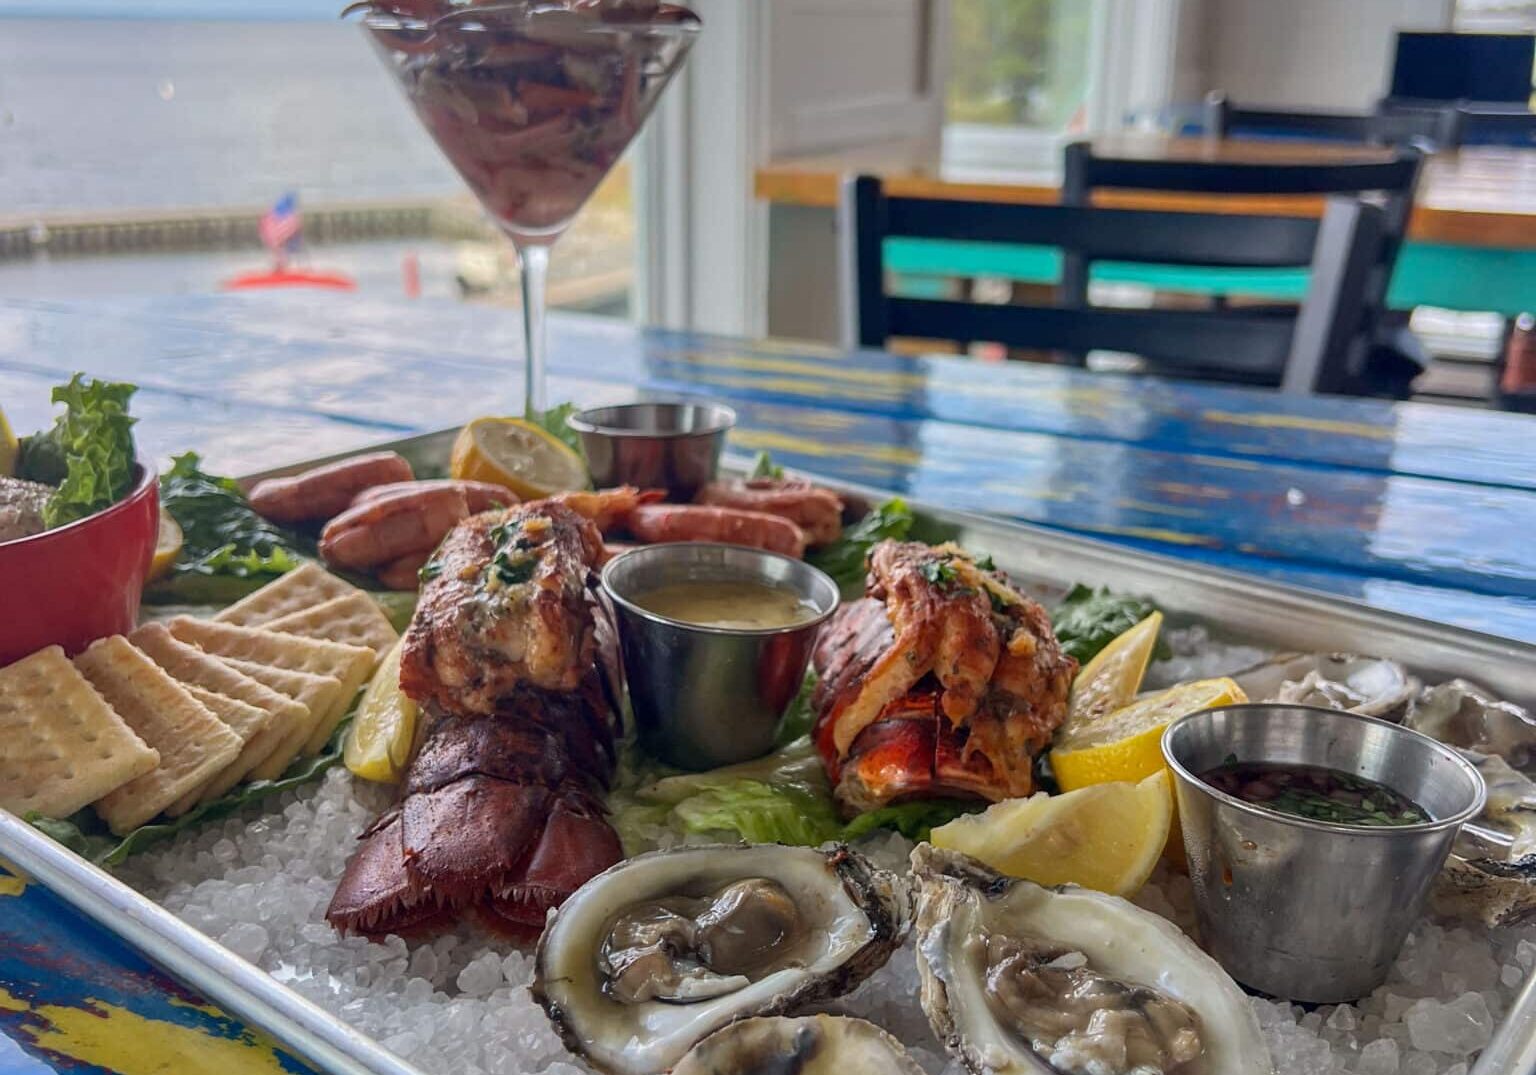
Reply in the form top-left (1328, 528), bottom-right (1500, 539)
top-left (0, 4), bottom-right (635, 316)
top-left (946, 0), bottom-right (1096, 134)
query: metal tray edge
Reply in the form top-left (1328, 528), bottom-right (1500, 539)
top-left (2, 426), bottom-right (1532, 1075)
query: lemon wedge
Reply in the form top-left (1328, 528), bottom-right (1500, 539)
top-left (1066, 611), bottom-right (1162, 724)
top-left (449, 416), bottom-right (588, 500)
top-left (930, 771), bottom-right (1172, 897)
top-left (148, 509), bottom-right (183, 582)
top-left (1052, 677), bottom-right (1247, 792)
top-left (344, 638), bottom-right (418, 784)
top-left (0, 405), bottom-right (18, 478)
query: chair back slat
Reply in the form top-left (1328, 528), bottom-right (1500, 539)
top-left (883, 199), bottom-right (1321, 268)
top-left (1208, 93), bottom-right (1462, 149)
top-left (840, 175), bottom-right (1388, 395)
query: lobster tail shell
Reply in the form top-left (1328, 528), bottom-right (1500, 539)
top-left (327, 681), bottom-right (623, 938)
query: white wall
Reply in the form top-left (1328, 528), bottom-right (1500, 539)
top-left (1197, 0), bottom-right (1454, 109)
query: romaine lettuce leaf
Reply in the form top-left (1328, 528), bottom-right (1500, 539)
top-left (19, 375), bottom-right (139, 529)
top-left (146, 452), bottom-right (306, 603)
top-left (808, 496), bottom-right (915, 591)
top-left (28, 718), bottom-right (351, 867)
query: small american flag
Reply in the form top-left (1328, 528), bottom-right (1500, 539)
top-left (259, 192), bottom-right (302, 255)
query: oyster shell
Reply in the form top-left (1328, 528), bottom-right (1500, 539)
top-left (911, 845), bottom-right (1272, 1075)
top-left (673, 1015), bottom-right (925, 1075)
top-left (1406, 679), bottom-right (1536, 769)
top-left (1456, 750), bottom-right (1536, 861)
top-left (1232, 652), bottom-right (1418, 721)
top-left (532, 844), bottom-right (909, 1075)
top-left (1431, 854), bottom-right (1536, 929)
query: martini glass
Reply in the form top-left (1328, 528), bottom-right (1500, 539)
top-left (361, 1), bottom-right (700, 415)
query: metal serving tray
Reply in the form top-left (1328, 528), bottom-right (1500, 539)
top-left (3, 427), bottom-right (1535, 1075)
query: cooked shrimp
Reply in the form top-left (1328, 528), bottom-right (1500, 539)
top-left (626, 504), bottom-right (807, 558)
top-left (377, 549), bottom-right (434, 591)
top-left (249, 452), bottom-right (414, 524)
top-left (543, 486), bottom-right (664, 532)
top-left (695, 478), bottom-right (845, 546)
top-left (319, 484), bottom-right (469, 572)
top-left (352, 479), bottom-right (518, 514)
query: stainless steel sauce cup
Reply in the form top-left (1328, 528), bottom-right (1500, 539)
top-left (1163, 703), bottom-right (1486, 1003)
top-left (602, 543), bottom-right (840, 770)
top-left (568, 401), bottom-right (735, 501)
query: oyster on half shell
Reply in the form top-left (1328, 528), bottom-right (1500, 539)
top-left (1232, 652), bottom-right (1418, 721)
top-left (912, 845), bottom-right (1272, 1075)
top-left (532, 844), bottom-right (909, 1075)
top-left (673, 1015), bottom-right (925, 1075)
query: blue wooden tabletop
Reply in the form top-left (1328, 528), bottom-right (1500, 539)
top-left (5, 291), bottom-right (1536, 1072)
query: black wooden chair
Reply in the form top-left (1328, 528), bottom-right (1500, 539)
top-left (839, 175), bottom-right (1387, 394)
top-left (1206, 92), bottom-right (1462, 150)
top-left (1061, 139), bottom-right (1425, 396)
top-left (1379, 100), bottom-right (1536, 148)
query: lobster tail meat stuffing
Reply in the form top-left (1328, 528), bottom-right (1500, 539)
top-left (811, 540), bottom-right (1077, 815)
top-left (328, 501), bottom-right (625, 937)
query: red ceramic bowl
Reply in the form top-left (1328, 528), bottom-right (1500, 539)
top-left (0, 463), bottom-right (159, 666)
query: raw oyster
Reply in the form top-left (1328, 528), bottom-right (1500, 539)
top-left (532, 844), bottom-right (909, 1075)
top-left (1456, 750), bottom-right (1536, 861)
top-left (1406, 678), bottom-right (1536, 769)
top-left (911, 844), bottom-right (1272, 1075)
top-left (672, 1015), bottom-right (925, 1075)
top-left (1232, 652), bottom-right (1418, 720)
top-left (1431, 854), bottom-right (1536, 929)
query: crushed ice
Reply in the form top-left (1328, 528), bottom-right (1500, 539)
top-left (117, 756), bottom-right (1536, 1075)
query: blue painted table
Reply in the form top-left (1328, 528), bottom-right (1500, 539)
top-left (4, 291), bottom-right (1536, 1072)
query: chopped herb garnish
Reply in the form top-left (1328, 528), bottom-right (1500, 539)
top-left (919, 558), bottom-right (960, 587)
top-left (419, 559), bottom-right (443, 583)
top-left (975, 554), bottom-right (996, 572)
top-left (987, 589), bottom-right (1010, 613)
top-left (750, 451), bottom-right (784, 480)
top-left (491, 550), bottom-right (536, 586)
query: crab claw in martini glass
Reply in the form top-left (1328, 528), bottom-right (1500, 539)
top-left (352, 0), bottom-right (701, 414)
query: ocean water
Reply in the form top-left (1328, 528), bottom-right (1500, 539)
top-left (0, 17), bottom-right (462, 214)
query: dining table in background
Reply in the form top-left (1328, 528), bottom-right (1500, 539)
top-left (4, 288), bottom-right (1536, 1072)
top-left (755, 134), bottom-right (1536, 341)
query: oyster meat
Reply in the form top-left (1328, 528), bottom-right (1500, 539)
top-left (1232, 652), bottom-right (1418, 721)
top-left (911, 844), bottom-right (1272, 1075)
top-left (673, 1015), bottom-right (925, 1075)
top-left (1406, 678), bottom-right (1536, 769)
top-left (532, 844), bottom-right (909, 1075)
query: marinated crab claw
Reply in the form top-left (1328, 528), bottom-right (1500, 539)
top-left (319, 482), bottom-right (470, 572)
top-left (695, 477), bottom-right (845, 547)
top-left (545, 486), bottom-right (664, 533)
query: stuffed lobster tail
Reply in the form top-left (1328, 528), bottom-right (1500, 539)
top-left (327, 501), bottom-right (625, 938)
top-left (812, 542), bottom-right (1076, 816)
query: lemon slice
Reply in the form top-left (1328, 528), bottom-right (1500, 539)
top-left (449, 416), bottom-right (588, 500)
top-left (0, 405), bottom-right (17, 478)
top-left (344, 638), bottom-right (418, 784)
top-left (930, 771), bottom-right (1172, 897)
top-left (1052, 677), bottom-right (1247, 791)
top-left (148, 509), bottom-right (183, 582)
top-left (1066, 611), bottom-right (1162, 724)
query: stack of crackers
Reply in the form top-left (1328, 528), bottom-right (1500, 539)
top-left (0, 563), bottom-right (398, 835)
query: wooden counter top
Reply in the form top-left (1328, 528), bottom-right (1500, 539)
top-left (755, 136), bottom-right (1536, 249)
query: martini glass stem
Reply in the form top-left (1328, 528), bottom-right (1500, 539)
top-left (516, 241), bottom-right (551, 417)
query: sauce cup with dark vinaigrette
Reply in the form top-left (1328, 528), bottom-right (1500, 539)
top-left (1163, 703), bottom-right (1486, 1004)
top-left (603, 543), bottom-right (839, 771)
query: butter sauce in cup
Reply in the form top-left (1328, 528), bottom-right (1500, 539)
top-left (602, 543), bottom-right (839, 771)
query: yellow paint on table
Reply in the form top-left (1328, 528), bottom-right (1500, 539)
top-left (677, 350), bottom-right (927, 390)
top-left (0, 987), bottom-right (293, 1075)
top-left (0, 857), bottom-right (27, 897)
top-left (730, 429), bottom-right (923, 467)
top-left (1090, 524), bottom-right (1223, 548)
top-left (1201, 409), bottom-right (1394, 441)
